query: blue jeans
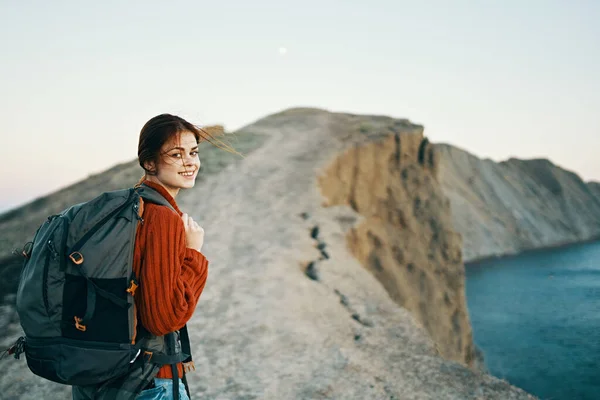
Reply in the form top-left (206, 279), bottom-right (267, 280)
top-left (136, 378), bottom-right (190, 400)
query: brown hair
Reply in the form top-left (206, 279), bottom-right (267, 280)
top-left (137, 113), bottom-right (237, 176)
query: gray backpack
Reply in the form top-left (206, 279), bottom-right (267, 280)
top-left (6, 184), bottom-right (191, 397)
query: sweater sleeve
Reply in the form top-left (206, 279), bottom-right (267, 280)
top-left (137, 205), bottom-right (209, 336)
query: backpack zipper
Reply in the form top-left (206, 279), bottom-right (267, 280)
top-left (60, 216), bottom-right (69, 271)
top-left (133, 201), bottom-right (144, 224)
top-left (42, 239), bottom-right (58, 314)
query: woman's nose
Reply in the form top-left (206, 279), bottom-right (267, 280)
top-left (184, 155), bottom-right (199, 167)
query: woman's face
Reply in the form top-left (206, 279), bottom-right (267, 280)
top-left (146, 130), bottom-right (200, 197)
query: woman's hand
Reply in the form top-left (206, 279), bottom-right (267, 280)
top-left (181, 213), bottom-right (205, 252)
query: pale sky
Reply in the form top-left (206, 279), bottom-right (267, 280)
top-left (1, 1), bottom-right (599, 212)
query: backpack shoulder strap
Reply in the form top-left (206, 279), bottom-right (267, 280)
top-left (134, 184), bottom-right (177, 213)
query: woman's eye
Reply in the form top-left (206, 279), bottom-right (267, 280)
top-left (191, 151), bottom-right (199, 156)
top-left (170, 153), bottom-right (182, 158)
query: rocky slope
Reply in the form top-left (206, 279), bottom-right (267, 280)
top-left (0, 109), bottom-right (534, 399)
top-left (437, 144), bottom-right (600, 262)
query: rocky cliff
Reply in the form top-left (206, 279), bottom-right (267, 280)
top-left (437, 144), bottom-right (600, 262)
top-left (318, 132), bottom-right (472, 366)
top-left (0, 109), bottom-right (534, 399)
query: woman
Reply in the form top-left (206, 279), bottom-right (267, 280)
top-left (72, 114), bottom-right (232, 399)
top-left (132, 114), bottom-right (212, 399)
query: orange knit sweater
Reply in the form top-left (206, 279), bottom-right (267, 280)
top-left (132, 180), bottom-right (209, 379)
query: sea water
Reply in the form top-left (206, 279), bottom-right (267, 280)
top-left (466, 240), bottom-right (600, 400)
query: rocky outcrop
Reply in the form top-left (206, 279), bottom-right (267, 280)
top-left (0, 109), bottom-right (534, 399)
top-left (437, 144), bottom-right (600, 262)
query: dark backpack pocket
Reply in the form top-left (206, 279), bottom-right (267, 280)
top-left (16, 220), bottom-right (64, 338)
top-left (62, 274), bottom-right (130, 343)
top-left (25, 337), bottom-right (137, 386)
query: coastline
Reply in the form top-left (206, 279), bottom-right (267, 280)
top-left (463, 235), bottom-right (600, 266)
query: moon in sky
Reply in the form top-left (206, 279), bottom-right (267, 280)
top-left (278, 47), bottom-right (287, 56)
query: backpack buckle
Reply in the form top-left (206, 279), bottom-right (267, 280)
top-left (69, 252), bottom-right (84, 265)
top-left (126, 279), bottom-right (139, 296)
top-left (74, 316), bottom-right (87, 332)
